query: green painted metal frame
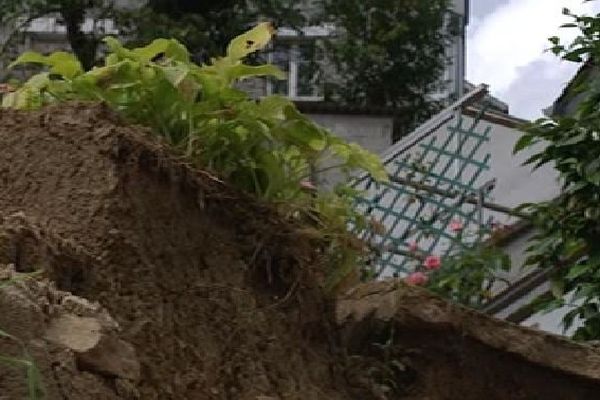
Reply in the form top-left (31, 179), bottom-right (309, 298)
top-left (354, 110), bottom-right (494, 276)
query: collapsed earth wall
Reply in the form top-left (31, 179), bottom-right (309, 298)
top-left (1, 103), bottom-right (600, 400)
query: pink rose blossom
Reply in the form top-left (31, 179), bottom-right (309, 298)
top-left (299, 180), bottom-right (317, 191)
top-left (423, 255), bottom-right (442, 270)
top-left (449, 219), bottom-right (464, 233)
top-left (404, 272), bottom-right (428, 286)
top-left (408, 241), bottom-right (419, 252)
top-left (491, 222), bottom-right (505, 232)
top-left (0, 83), bottom-right (15, 93)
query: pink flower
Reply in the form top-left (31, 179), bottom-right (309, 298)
top-left (405, 272), bottom-right (428, 286)
top-left (0, 83), bottom-right (15, 94)
top-left (423, 255), bottom-right (442, 270)
top-left (408, 241), bottom-right (419, 252)
top-left (449, 219), bottom-right (464, 233)
top-left (299, 180), bottom-right (317, 191)
top-left (491, 222), bottom-right (504, 232)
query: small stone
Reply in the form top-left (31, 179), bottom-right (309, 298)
top-left (45, 314), bottom-right (102, 352)
top-left (77, 335), bottom-right (140, 381)
top-left (45, 314), bottom-right (140, 381)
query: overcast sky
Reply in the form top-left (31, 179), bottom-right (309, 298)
top-left (467, 0), bottom-right (600, 119)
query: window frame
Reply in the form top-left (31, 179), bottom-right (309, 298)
top-left (266, 26), bottom-right (330, 102)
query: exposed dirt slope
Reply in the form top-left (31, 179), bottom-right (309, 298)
top-left (339, 280), bottom-right (600, 399)
top-left (0, 103), bottom-right (351, 400)
top-left (2, 103), bottom-right (600, 400)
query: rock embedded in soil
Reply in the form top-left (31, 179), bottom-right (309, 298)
top-left (0, 263), bottom-right (139, 400)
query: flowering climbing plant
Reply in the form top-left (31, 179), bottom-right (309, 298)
top-left (400, 219), bottom-right (511, 309)
top-left (360, 149), bottom-right (513, 308)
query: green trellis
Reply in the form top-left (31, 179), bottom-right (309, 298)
top-left (354, 110), bottom-right (495, 276)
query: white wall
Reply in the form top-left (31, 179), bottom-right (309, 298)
top-left (308, 113), bottom-right (394, 187)
top-left (481, 121), bottom-right (559, 208)
top-left (309, 113), bottom-right (393, 154)
top-left (521, 291), bottom-right (583, 336)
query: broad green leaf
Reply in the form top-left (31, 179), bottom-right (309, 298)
top-left (103, 37), bottom-right (134, 60)
top-left (226, 22), bottom-right (275, 61)
top-left (9, 51), bottom-right (82, 79)
top-left (133, 38), bottom-right (190, 63)
top-left (566, 263), bottom-right (590, 279)
top-left (257, 96), bottom-right (292, 119)
top-left (133, 38), bottom-right (171, 62)
top-left (1, 92), bottom-right (18, 108)
top-left (513, 134), bottom-right (535, 154)
top-left (161, 64), bottom-right (190, 87)
top-left (8, 51), bottom-right (47, 68)
top-left (329, 140), bottom-right (388, 182)
top-left (536, 297), bottom-right (565, 314)
top-left (282, 119), bottom-right (325, 149)
top-left (573, 284), bottom-right (598, 302)
top-left (562, 309), bottom-right (579, 332)
top-left (192, 71), bottom-right (222, 97)
top-left (164, 39), bottom-right (190, 63)
top-left (309, 137), bottom-right (327, 151)
top-left (3, 73), bottom-right (50, 109)
top-left (556, 132), bottom-right (587, 147)
top-left (46, 52), bottom-right (83, 78)
top-left (330, 143), bottom-right (351, 162)
top-left (225, 64), bottom-right (286, 82)
top-left (85, 61), bottom-right (127, 82)
top-left (26, 73), bottom-right (51, 90)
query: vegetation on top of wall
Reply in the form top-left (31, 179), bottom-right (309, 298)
top-left (1, 23), bottom-right (388, 291)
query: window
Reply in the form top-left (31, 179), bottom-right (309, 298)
top-left (267, 40), bottom-right (324, 101)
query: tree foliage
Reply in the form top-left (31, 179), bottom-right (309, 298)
top-left (0, 0), bottom-right (306, 71)
top-left (118, 0), bottom-right (308, 64)
top-left (516, 7), bottom-right (600, 340)
top-left (0, 0), bottom-right (121, 70)
top-left (318, 0), bottom-right (455, 138)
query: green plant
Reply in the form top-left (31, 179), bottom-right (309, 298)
top-left (2, 23), bottom-right (388, 290)
top-left (426, 244), bottom-right (511, 309)
top-left (397, 215), bottom-right (512, 309)
top-left (513, 7), bottom-right (600, 340)
top-left (0, 333), bottom-right (43, 400)
top-left (4, 23), bottom-right (386, 198)
top-left (0, 272), bottom-right (44, 400)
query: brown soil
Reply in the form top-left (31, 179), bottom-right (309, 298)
top-left (338, 281), bottom-right (600, 400)
top-left (1, 102), bottom-right (600, 400)
top-left (0, 102), bottom-right (355, 400)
